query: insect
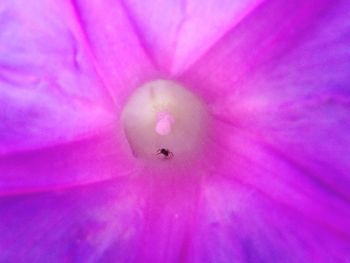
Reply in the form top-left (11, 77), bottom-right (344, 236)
top-left (156, 148), bottom-right (174, 159)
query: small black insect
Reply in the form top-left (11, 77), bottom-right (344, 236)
top-left (156, 148), bottom-right (174, 159)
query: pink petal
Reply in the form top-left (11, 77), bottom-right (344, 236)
top-left (193, 176), bottom-right (350, 262)
top-left (181, 0), bottom-right (350, 198)
top-left (0, 178), bottom-right (143, 261)
top-left (0, 130), bottom-right (134, 195)
top-left (180, 0), bottom-right (350, 259)
top-left (227, 2), bottom-right (350, 197)
top-left (181, 0), bottom-right (335, 100)
top-left (1, 0), bottom-right (350, 261)
top-left (0, 0), bottom-right (157, 154)
top-left (71, 0), bottom-right (158, 102)
top-left (1, 152), bottom-right (349, 262)
top-left (0, 171), bottom-right (204, 262)
top-left (122, 0), bottom-right (263, 74)
top-left (0, 0), bottom-right (117, 153)
top-left (210, 126), bottom-right (350, 237)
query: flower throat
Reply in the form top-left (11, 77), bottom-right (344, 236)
top-left (121, 80), bottom-right (209, 163)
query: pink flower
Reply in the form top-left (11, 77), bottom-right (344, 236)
top-left (1, 0), bottom-right (350, 262)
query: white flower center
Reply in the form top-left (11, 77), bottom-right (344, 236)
top-left (121, 80), bottom-right (208, 162)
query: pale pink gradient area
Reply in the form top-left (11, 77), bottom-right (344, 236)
top-left (1, 0), bottom-right (350, 262)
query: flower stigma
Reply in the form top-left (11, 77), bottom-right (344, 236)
top-left (121, 80), bottom-right (208, 163)
top-left (155, 111), bottom-right (175, 136)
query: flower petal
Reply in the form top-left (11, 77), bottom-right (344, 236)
top-left (218, 1), bottom-right (350, 199)
top-left (0, 172), bottom-right (203, 262)
top-left (192, 175), bottom-right (350, 262)
top-left (0, 178), bottom-right (143, 262)
top-left (180, 1), bottom-right (350, 260)
top-left (182, 0), bottom-right (350, 207)
top-left (122, 0), bottom-right (263, 74)
top-left (181, 0), bottom-right (336, 99)
top-left (71, 0), bottom-right (157, 102)
top-left (0, 130), bottom-right (134, 194)
top-left (0, 0), bottom-right (156, 154)
top-left (0, 0), bottom-right (119, 153)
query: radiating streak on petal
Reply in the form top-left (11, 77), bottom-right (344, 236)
top-left (122, 0), bottom-right (263, 74)
top-left (0, 130), bottom-right (134, 194)
top-left (191, 176), bottom-right (350, 262)
top-left (180, 0), bottom-right (335, 99)
top-left (69, 0), bottom-right (158, 106)
top-left (208, 121), bottom-right (350, 240)
top-left (0, 178), bottom-right (144, 262)
top-left (0, 0), bottom-right (117, 153)
top-left (118, 0), bottom-right (159, 71)
top-left (202, 0), bottom-right (350, 202)
top-left (0, 166), bottom-right (206, 262)
top-left (0, 0), bottom-right (161, 154)
top-left (133, 169), bottom-right (202, 262)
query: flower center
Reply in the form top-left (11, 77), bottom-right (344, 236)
top-left (121, 80), bottom-right (208, 162)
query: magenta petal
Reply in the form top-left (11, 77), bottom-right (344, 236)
top-left (212, 126), bottom-right (350, 235)
top-left (0, 179), bottom-right (143, 262)
top-left (122, 0), bottom-right (263, 74)
top-left (71, 0), bottom-right (158, 102)
top-left (1, 0), bottom-right (350, 261)
top-left (0, 130), bottom-right (133, 194)
top-left (181, 0), bottom-right (337, 99)
top-left (0, 173), bottom-right (204, 262)
top-left (180, 0), bottom-right (350, 260)
top-left (0, 0), bottom-right (120, 153)
top-left (182, 0), bottom-right (350, 199)
top-left (220, 2), bottom-right (350, 197)
top-left (0, 0), bottom-right (160, 154)
top-left (193, 176), bottom-right (350, 262)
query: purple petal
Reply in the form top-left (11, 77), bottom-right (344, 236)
top-left (179, 0), bottom-right (350, 260)
top-left (0, 178), bottom-right (143, 262)
top-left (0, 130), bottom-right (134, 195)
top-left (0, 0), bottom-right (156, 154)
top-left (71, 0), bottom-right (158, 101)
top-left (182, 0), bottom-right (350, 197)
top-left (0, 172), bottom-right (203, 262)
top-left (193, 176), bottom-right (350, 262)
top-left (122, 0), bottom-right (263, 74)
top-left (181, 0), bottom-right (336, 99)
top-left (1, 0), bottom-right (350, 262)
top-left (0, 0), bottom-right (116, 153)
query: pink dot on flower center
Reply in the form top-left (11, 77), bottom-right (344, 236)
top-left (155, 111), bottom-right (175, 136)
